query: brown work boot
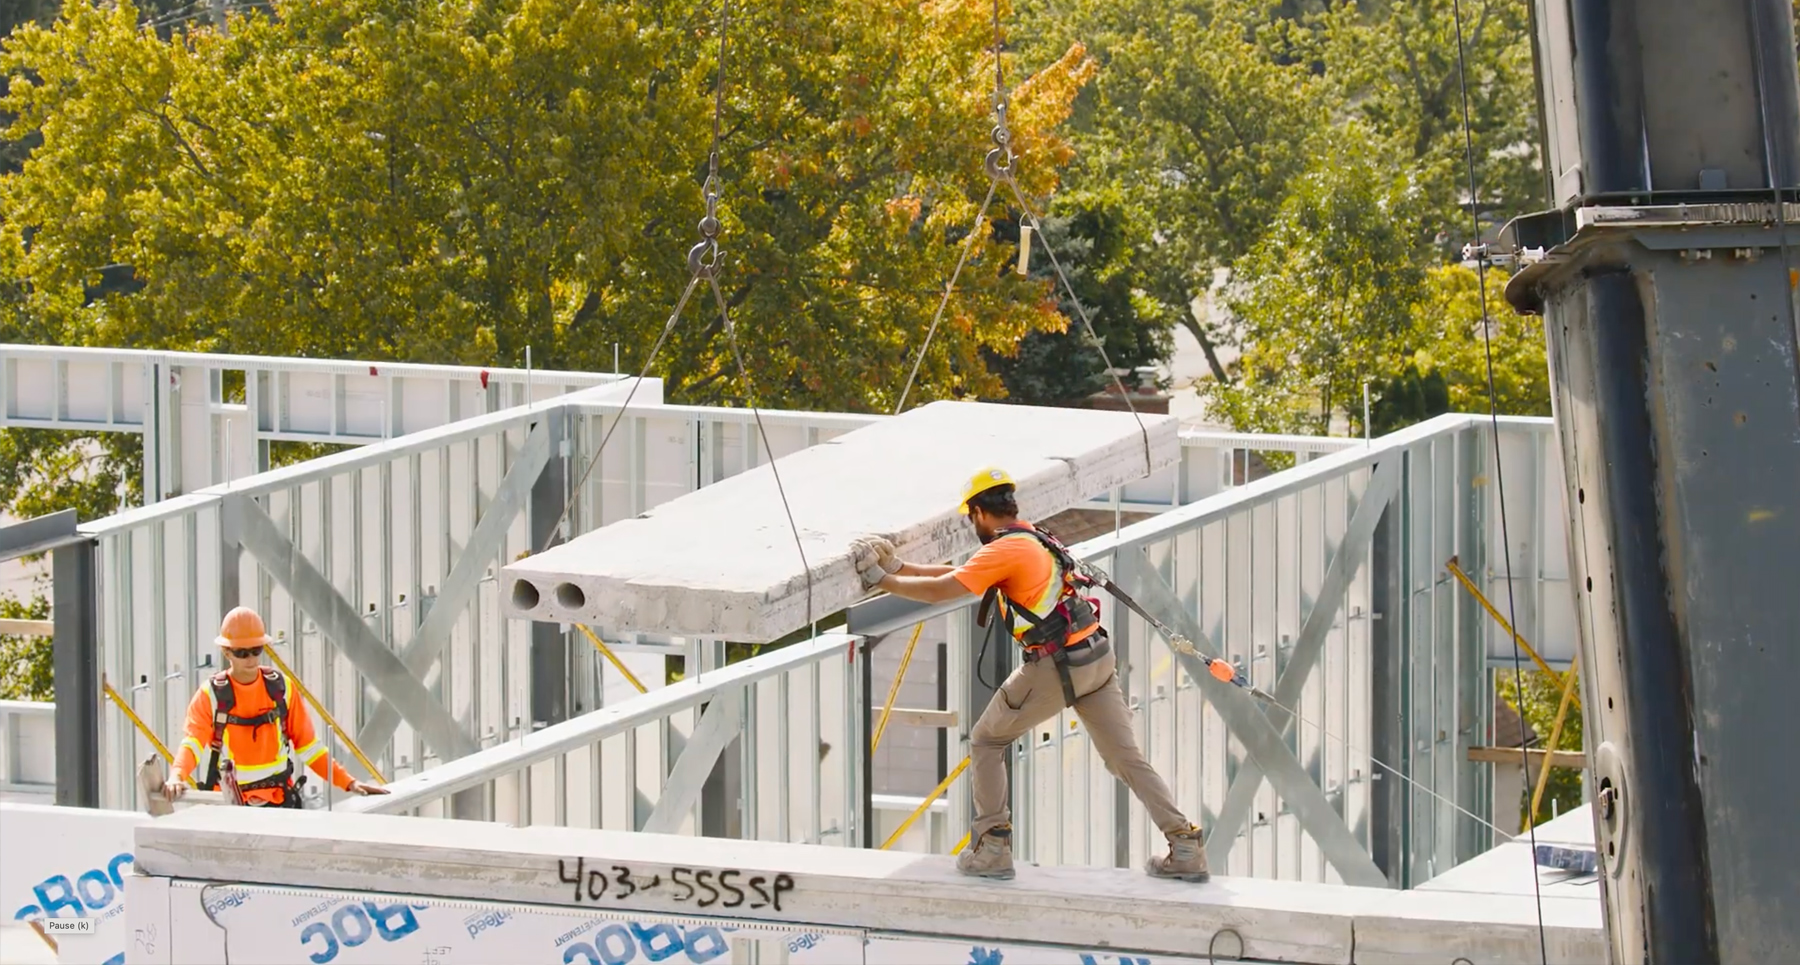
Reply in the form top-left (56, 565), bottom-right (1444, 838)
top-left (1145, 824), bottom-right (1210, 882)
top-left (956, 825), bottom-right (1016, 880)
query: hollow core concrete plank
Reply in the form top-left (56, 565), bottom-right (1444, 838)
top-left (501, 400), bottom-right (1179, 641)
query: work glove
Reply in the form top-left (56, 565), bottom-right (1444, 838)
top-left (850, 538), bottom-right (890, 590)
top-left (876, 540), bottom-right (903, 575)
top-left (858, 536), bottom-right (903, 574)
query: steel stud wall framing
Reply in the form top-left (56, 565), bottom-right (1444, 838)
top-left (302, 411), bottom-right (1569, 886)
top-left (13, 344), bottom-right (1573, 887)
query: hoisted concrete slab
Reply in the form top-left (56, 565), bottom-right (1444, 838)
top-left (501, 400), bottom-right (1179, 641)
top-left (131, 807), bottom-right (1605, 964)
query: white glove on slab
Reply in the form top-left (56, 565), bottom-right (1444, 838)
top-left (863, 536), bottom-right (903, 574)
top-left (850, 538), bottom-right (891, 590)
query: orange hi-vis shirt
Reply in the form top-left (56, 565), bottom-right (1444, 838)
top-left (950, 522), bottom-right (1100, 648)
top-left (173, 670), bottom-right (353, 806)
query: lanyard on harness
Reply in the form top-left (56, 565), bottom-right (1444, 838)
top-left (1071, 558), bottom-right (1272, 702)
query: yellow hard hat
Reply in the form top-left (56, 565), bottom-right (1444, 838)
top-left (958, 466), bottom-right (1015, 515)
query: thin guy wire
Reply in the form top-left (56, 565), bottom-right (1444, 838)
top-left (1129, 611), bottom-right (1515, 839)
top-left (1250, 673), bottom-right (1510, 838)
top-left (992, 0), bottom-right (1006, 95)
top-left (708, 274), bottom-right (814, 631)
top-left (892, 0), bottom-right (1010, 414)
top-left (893, 178), bottom-right (1001, 414)
top-left (1449, 0), bottom-right (1549, 958)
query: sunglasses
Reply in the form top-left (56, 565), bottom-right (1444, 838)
top-left (226, 646), bottom-right (265, 659)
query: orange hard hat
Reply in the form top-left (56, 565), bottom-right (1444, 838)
top-left (215, 607), bottom-right (270, 649)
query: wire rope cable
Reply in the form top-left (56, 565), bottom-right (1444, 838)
top-left (1448, 0), bottom-right (1549, 958)
top-left (538, 277), bottom-right (702, 553)
top-left (537, 1), bottom-right (732, 554)
top-left (890, 0), bottom-right (1014, 415)
top-left (1252, 666), bottom-right (1510, 839)
top-left (1001, 178), bottom-right (1154, 475)
top-left (893, 177), bottom-right (1001, 415)
top-left (707, 272), bottom-right (816, 632)
top-left (893, 0), bottom-right (1154, 478)
top-left (548, 0), bottom-right (816, 635)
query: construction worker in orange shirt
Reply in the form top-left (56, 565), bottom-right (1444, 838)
top-left (162, 607), bottom-right (388, 807)
top-left (851, 466), bottom-right (1208, 883)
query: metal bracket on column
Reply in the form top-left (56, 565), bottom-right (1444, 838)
top-left (1114, 539), bottom-right (1389, 888)
top-left (355, 420), bottom-right (552, 753)
top-left (1207, 455), bottom-right (1402, 864)
top-left (226, 493), bottom-right (478, 760)
top-left (640, 690), bottom-right (744, 835)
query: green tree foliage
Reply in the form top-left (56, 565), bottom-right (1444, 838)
top-left (1370, 264), bottom-right (1549, 432)
top-left (1018, 0), bottom-right (1329, 382)
top-left (1499, 667), bottom-right (1584, 829)
top-left (1408, 263), bottom-right (1549, 414)
top-left (0, 0), bottom-right (1098, 412)
top-left (985, 201), bottom-right (1171, 406)
top-left (1317, 0), bottom-right (1544, 243)
top-left (0, 589), bottom-right (51, 701)
top-left (0, 429), bottom-right (141, 521)
top-left (1204, 122), bottom-right (1431, 435)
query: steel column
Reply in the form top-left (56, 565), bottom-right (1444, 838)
top-left (51, 537), bottom-right (99, 808)
top-left (1509, 1), bottom-right (1800, 960)
top-left (1367, 501), bottom-right (1404, 884)
top-left (528, 410), bottom-right (570, 729)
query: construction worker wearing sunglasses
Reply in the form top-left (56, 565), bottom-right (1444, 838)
top-left (162, 607), bottom-right (388, 806)
top-left (851, 467), bottom-right (1207, 883)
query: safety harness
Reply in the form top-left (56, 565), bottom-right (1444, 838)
top-left (199, 667), bottom-right (303, 806)
top-left (976, 524), bottom-right (1111, 707)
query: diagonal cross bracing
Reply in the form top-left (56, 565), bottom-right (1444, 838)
top-left (1115, 546), bottom-right (1389, 887)
top-left (354, 421), bottom-right (552, 756)
top-left (1205, 455), bottom-right (1402, 866)
top-left (640, 690), bottom-right (744, 835)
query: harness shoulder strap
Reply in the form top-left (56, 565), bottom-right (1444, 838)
top-left (208, 672), bottom-right (235, 728)
top-left (201, 672), bottom-right (234, 790)
top-left (261, 667), bottom-right (289, 720)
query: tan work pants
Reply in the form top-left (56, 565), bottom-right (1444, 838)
top-left (969, 642), bottom-right (1190, 839)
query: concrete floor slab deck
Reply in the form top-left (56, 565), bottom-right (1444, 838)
top-left (132, 807), bottom-right (1605, 964)
top-left (502, 401), bottom-right (1180, 641)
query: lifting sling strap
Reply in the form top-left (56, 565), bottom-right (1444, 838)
top-left (200, 667), bottom-right (301, 804)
